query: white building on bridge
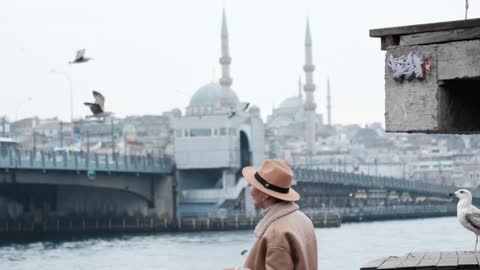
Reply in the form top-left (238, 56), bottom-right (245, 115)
top-left (174, 10), bottom-right (264, 216)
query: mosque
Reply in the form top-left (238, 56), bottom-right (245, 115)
top-left (174, 10), bottom-right (264, 217)
top-left (173, 11), bottom-right (325, 216)
top-left (266, 19), bottom-right (330, 164)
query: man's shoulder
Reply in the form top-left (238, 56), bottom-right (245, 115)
top-left (269, 209), bottom-right (314, 232)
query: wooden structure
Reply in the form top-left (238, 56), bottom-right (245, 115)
top-left (370, 19), bottom-right (480, 134)
top-left (361, 251), bottom-right (480, 270)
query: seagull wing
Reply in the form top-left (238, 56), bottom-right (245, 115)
top-left (76, 49), bottom-right (85, 61)
top-left (92, 91), bottom-right (105, 111)
top-left (465, 212), bottom-right (480, 230)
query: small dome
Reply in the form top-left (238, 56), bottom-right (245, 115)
top-left (279, 96), bottom-right (303, 109)
top-left (189, 82), bottom-right (239, 107)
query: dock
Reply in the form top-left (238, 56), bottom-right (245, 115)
top-left (361, 251), bottom-right (480, 270)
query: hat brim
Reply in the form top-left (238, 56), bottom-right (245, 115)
top-left (242, 166), bottom-right (300, 202)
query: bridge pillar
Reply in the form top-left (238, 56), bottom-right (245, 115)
top-left (151, 175), bottom-right (176, 222)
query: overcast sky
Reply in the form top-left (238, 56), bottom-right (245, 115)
top-left (1, 0), bottom-right (478, 125)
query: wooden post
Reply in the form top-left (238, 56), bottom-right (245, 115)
top-left (192, 218), bottom-right (196, 230)
top-left (164, 217), bottom-right (168, 229)
top-left (206, 217), bottom-right (210, 230)
top-left (235, 215), bottom-right (238, 229)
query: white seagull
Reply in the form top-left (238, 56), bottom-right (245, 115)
top-left (449, 189), bottom-right (480, 251)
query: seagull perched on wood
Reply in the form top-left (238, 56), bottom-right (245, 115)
top-left (449, 189), bottom-right (480, 251)
top-left (84, 91), bottom-right (105, 115)
top-left (69, 49), bottom-right (92, 64)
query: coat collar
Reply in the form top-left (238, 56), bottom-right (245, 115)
top-left (254, 201), bottom-right (299, 238)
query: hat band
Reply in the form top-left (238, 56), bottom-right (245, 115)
top-left (254, 172), bottom-right (290, 194)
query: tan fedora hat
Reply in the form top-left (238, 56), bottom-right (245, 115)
top-left (242, 159), bottom-right (300, 202)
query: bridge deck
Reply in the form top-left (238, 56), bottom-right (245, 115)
top-left (361, 251), bottom-right (480, 270)
top-left (0, 149), bottom-right (172, 174)
top-left (293, 167), bottom-right (462, 198)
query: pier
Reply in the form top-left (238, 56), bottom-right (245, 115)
top-left (0, 212), bottom-right (340, 241)
top-left (361, 252), bottom-right (480, 270)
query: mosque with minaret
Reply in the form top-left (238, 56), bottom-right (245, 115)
top-left (173, 10), bottom-right (327, 216)
top-left (266, 19), bottom-right (330, 165)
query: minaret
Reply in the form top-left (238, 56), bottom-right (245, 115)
top-left (327, 78), bottom-right (332, 126)
top-left (219, 9), bottom-right (234, 110)
top-left (298, 76), bottom-right (303, 99)
top-left (303, 18), bottom-right (317, 152)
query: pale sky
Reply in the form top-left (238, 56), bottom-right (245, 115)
top-left (1, 0), bottom-right (478, 125)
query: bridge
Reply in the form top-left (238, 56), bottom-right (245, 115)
top-left (292, 167), bottom-right (467, 221)
top-left (0, 149), bottom-right (175, 226)
top-left (0, 149), bottom-right (468, 233)
top-left (293, 167), bottom-right (462, 198)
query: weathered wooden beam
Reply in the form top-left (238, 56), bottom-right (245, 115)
top-left (377, 256), bottom-right (407, 269)
top-left (360, 257), bottom-right (391, 270)
top-left (370, 18), bottom-right (480, 37)
top-left (395, 252), bottom-right (425, 269)
top-left (436, 251), bottom-right (459, 269)
top-left (456, 251), bottom-right (478, 269)
top-left (416, 252), bottom-right (441, 270)
top-left (400, 26), bottom-right (480, 47)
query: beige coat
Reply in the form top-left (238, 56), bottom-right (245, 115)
top-left (242, 202), bottom-right (318, 270)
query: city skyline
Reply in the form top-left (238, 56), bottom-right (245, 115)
top-left (0, 0), bottom-right (478, 125)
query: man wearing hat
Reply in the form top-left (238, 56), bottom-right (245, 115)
top-left (225, 159), bottom-right (318, 270)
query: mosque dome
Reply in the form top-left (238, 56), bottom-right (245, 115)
top-left (189, 82), bottom-right (239, 108)
top-left (279, 96), bottom-right (303, 109)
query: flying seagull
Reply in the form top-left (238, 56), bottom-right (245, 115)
top-left (84, 91), bottom-right (105, 116)
top-left (449, 189), bottom-right (480, 251)
top-left (69, 49), bottom-right (92, 64)
top-left (227, 102), bottom-right (251, 118)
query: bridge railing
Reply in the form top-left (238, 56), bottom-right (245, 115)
top-left (0, 149), bottom-right (173, 174)
top-left (293, 167), bottom-right (459, 198)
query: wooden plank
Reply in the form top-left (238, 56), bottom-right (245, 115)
top-left (399, 26), bottom-right (480, 47)
top-left (396, 252), bottom-right (425, 269)
top-left (437, 252), bottom-right (459, 270)
top-left (457, 251), bottom-right (478, 269)
top-left (416, 252), bottom-right (441, 270)
top-left (370, 18), bottom-right (480, 37)
top-left (360, 257), bottom-right (391, 270)
top-left (378, 256), bottom-right (408, 269)
top-left (472, 253), bottom-right (480, 269)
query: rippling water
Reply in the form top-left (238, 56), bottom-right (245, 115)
top-left (0, 217), bottom-right (474, 270)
